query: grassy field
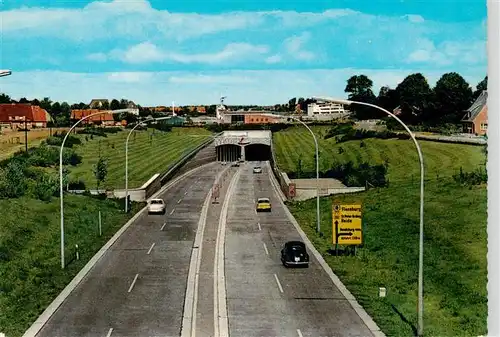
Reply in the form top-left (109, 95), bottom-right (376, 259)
top-left (275, 125), bottom-right (487, 336)
top-left (273, 125), bottom-right (485, 183)
top-left (0, 127), bottom-right (72, 161)
top-left (0, 195), bottom-right (146, 337)
top-left (287, 181), bottom-right (487, 337)
top-left (67, 127), bottom-right (212, 189)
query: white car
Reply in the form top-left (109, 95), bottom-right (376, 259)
top-left (253, 166), bottom-right (262, 174)
top-left (148, 198), bottom-right (166, 214)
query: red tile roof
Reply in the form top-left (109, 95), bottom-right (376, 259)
top-left (0, 103), bottom-right (50, 123)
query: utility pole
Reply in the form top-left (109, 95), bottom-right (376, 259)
top-left (24, 120), bottom-right (28, 152)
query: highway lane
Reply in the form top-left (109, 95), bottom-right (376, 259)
top-left (35, 162), bottom-right (223, 337)
top-left (225, 161), bottom-right (375, 337)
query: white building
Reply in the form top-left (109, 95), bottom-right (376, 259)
top-left (307, 102), bottom-right (348, 117)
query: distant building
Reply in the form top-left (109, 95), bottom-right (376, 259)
top-left (306, 102), bottom-right (349, 120)
top-left (71, 109), bottom-right (116, 126)
top-left (219, 111), bottom-right (281, 124)
top-left (0, 103), bottom-right (52, 129)
top-left (89, 99), bottom-right (110, 109)
top-left (164, 116), bottom-right (186, 126)
top-left (461, 90), bottom-right (488, 136)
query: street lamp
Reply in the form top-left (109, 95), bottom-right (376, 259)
top-left (59, 108), bottom-right (135, 269)
top-left (0, 70), bottom-right (12, 77)
top-left (313, 96), bottom-right (425, 337)
top-left (125, 116), bottom-right (172, 213)
top-left (262, 113), bottom-right (321, 234)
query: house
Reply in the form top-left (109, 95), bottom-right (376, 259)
top-left (0, 103), bottom-right (52, 129)
top-left (71, 109), bottom-right (116, 126)
top-left (461, 90), bottom-right (488, 136)
top-left (306, 102), bottom-right (350, 120)
top-left (89, 99), bottom-right (110, 109)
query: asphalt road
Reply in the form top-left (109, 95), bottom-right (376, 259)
top-left (224, 161), bottom-right (375, 337)
top-left (35, 162), bottom-right (223, 337)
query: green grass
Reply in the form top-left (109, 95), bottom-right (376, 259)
top-left (273, 125), bottom-right (485, 183)
top-left (276, 125), bottom-right (487, 336)
top-left (0, 195), bottom-right (146, 337)
top-left (68, 127), bottom-right (212, 189)
top-left (287, 180), bottom-right (487, 337)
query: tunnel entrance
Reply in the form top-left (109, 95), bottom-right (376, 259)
top-left (216, 144), bottom-right (242, 162)
top-left (245, 144), bottom-right (271, 161)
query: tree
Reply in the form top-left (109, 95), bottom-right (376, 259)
top-left (119, 99), bottom-right (129, 109)
top-left (377, 86), bottom-right (399, 112)
top-left (19, 97), bottom-right (30, 103)
top-left (39, 97), bottom-right (53, 113)
top-left (0, 160), bottom-right (27, 198)
top-left (473, 76), bottom-right (488, 100)
top-left (344, 75), bottom-right (377, 120)
top-left (433, 72), bottom-right (473, 124)
top-left (0, 93), bottom-right (11, 103)
top-left (395, 73), bottom-right (432, 123)
top-left (101, 100), bottom-right (110, 110)
top-left (180, 106), bottom-right (190, 115)
top-left (93, 157), bottom-right (108, 191)
top-left (288, 98), bottom-right (297, 111)
top-left (110, 99), bottom-right (120, 110)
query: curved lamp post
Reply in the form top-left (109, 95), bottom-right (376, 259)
top-left (313, 96), bottom-right (425, 337)
top-left (59, 108), bottom-right (135, 269)
top-left (263, 113), bottom-right (321, 234)
top-left (125, 116), bottom-right (172, 213)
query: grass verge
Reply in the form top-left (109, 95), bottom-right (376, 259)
top-left (0, 195), bottom-right (146, 337)
top-left (273, 125), bottom-right (485, 183)
top-left (286, 179), bottom-right (487, 337)
top-left (67, 127), bottom-right (212, 189)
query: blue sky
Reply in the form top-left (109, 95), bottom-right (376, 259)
top-left (0, 0), bottom-right (488, 106)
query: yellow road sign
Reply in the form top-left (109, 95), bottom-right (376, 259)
top-left (332, 203), bottom-right (363, 245)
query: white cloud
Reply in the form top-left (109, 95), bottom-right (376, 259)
top-left (119, 42), bottom-right (165, 64)
top-left (402, 14), bottom-right (425, 23)
top-left (406, 38), bottom-right (486, 66)
top-left (284, 32), bottom-right (315, 60)
top-left (104, 42), bottom-right (269, 64)
top-left (108, 72), bottom-right (153, 83)
top-left (265, 55), bottom-right (283, 64)
top-left (1, 69), bottom-right (485, 106)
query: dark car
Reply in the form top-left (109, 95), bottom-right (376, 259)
top-left (280, 241), bottom-right (309, 268)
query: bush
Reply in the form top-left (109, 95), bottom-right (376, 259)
top-left (453, 167), bottom-right (487, 186)
top-left (336, 129), bottom-right (410, 143)
top-left (0, 160), bottom-right (28, 198)
top-left (31, 174), bottom-right (58, 202)
top-left (286, 160), bottom-right (388, 188)
top-left (76, 127), bottom-right (108, 138)
top-left (323, 122), bottom-right (355, 140)
top-left (68, 179), bottom-right (86, 190)
top-left (47, 134), bottom-right (81, 147)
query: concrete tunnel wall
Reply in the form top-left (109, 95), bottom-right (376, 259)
top-left (216, 143), bottom-right (271, 162)
top-left (216, 144), bottom-right (242, 162)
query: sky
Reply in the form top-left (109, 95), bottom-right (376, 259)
top-left (0, 0), bottom-right (488, 106)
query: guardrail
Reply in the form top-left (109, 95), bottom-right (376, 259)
top-left (159, 132), bottom-right (222, 185)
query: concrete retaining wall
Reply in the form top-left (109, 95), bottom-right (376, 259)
top-left (68, 135), bottom-right (218, 201)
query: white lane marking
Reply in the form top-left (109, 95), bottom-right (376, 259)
top-left (180, 172), bottom-right (220, 337)
top-left (177, 198), bottom-right (182, 204)
top-left (257, 222), bottom-right (261, 231)
top-left (127, 274), bottom-right (139, 293)
top-left (263, 242), bottom-right (269, 255)
top-left (184, 190), bottom-right (188, 195)
top-left (297, 329), bottom-right (303, 337)
top-left (147, 242), bottom-right (155, 255)
top-left (106, 328), bottom-right (113, 337)
top-left (274, 273), bottom-right (284, 293)
top-left (161, 223), bottom-right (167, 231)
top-left (214, 168), bottom-right (241, 337)
top-left (169, 208), bottom-right (175, 215)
